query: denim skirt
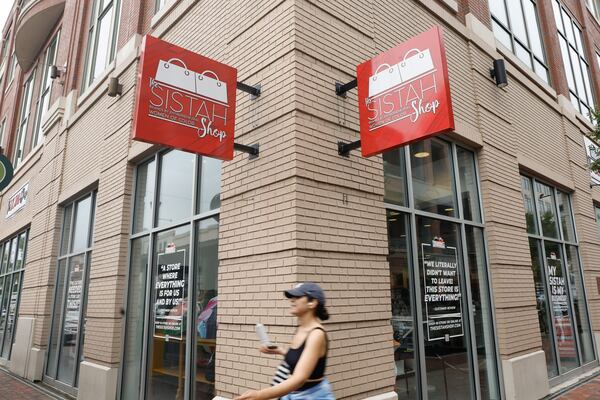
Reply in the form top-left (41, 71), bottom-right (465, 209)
top-left (281, 379), bottom-right (335, 400)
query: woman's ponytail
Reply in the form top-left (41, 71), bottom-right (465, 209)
top-left (316, 302), bottom-right (330, 321)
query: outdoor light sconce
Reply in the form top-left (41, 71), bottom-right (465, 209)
top-left (49, 65), bottom-right (66, 80)
top-left (107, 77), bottom-right (123, 97)
top-left (490, 59), bottom-right (508, 88)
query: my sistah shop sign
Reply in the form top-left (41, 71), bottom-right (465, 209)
top-left (132, 35), bottom-right (237, 160)
top-left (357, 26), bottom-right (454, 157)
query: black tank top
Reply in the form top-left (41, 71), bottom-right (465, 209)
top-left (283, 327), bottom-right (328, 390)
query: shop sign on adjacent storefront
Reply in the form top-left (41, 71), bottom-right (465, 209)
top-left (422, 242), bottom-right (463, 342)
top-left (6, 182), bottom-right (28, 219)
top-left (153, 249), bottom-right (188, 340)
top-left (0, 154), bottom-right (14, 192)
top-left (132, 35), bottom-right (237, 161)
top-left (356, 26), bottom-right (454, 157)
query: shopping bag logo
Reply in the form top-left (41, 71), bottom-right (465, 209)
top-left (155, 58), bottom-right (228, 104)
top-left (368, 48), bottom-right (434, 98)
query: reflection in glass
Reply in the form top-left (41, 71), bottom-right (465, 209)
top-left (148, 225), bottom-right (191, 400)
top-left (529, 239), bottom-right (558, 377)
top-left (47, 259), bottom-right (67, 378)
top-left (0, 277), bottom-right (5, 349)
top-left (57, 255), bottom-right (87, 385)
top-left (1, 273), bottom-right (21, 358)
top-left (535, 181), bottom-right (559, 239)
top-left (457, 148), bottom-right (481, 222)
top-left (60, 205), bottom-right (73, 256)
top-left (565, 246), bottom-right (595, 364)
top-left (133, 160), bottom-right (156, 233)
top-left (195, 218), bottom-right (219, 399)
top-left (15, 233), bottom-right (26, 271)
top-left (556, 192), bottom-right (575, 242)
top-left (521, 177), bottom-right (538, 234)
top-left (1, 242), bottom-right (9, 274)
top-left (465, 227), bottom-right (500, 399)
top-left (387, 211), bottom-right (416, 399)
top-left (121, 237), bottom-right (150, 400)
top-left (198, 157), bottom-right (222, 214)
top-left (595, 206), bottom-right (600, 237)
top-left (157, 151), bottom-right (194, 227)
top-left (71, 197), bottom-right (92, 253)
top-left (411, 139), bottom-right (457, 217)
top-left (7, 238), bottom-right (17, 273)
top-left (417, 217), bottom-right (473, 400)
top-left (544, 242), bottom-right (579, 373)
top-left (384, 149), bottom-right (408, 207)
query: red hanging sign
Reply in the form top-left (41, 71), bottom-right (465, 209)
top-left (132, 35), bottom-right (237, 160)
top-left (357, 26), bottom-right (454, 157)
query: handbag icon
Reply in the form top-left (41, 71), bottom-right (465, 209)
top-left (368, 48), bottom-right (435, 98)
top-left (155, 58), bottom-right (228, 104)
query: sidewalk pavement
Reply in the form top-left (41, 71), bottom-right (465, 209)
top-left (0, 368), bottom-right (55, 400)
top-left (555, 374), bottom-right (600, 399)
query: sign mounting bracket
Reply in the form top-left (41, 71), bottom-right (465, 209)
top-left (237, 82), bottom-right (261, 98)
top-left (234, 143), bottom-right (260, 160)
top-left (335, 79), bottom-right (357, 98)
top-left (338, 140), bottom-right (361, 157)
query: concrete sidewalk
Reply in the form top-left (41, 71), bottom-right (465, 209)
top-left (555, 374), bottom-right (600, 399)
top-left (0, 368), bottom-right (64, 400)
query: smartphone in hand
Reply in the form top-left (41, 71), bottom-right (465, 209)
top-left (255, 323), bottom-right (278, 349)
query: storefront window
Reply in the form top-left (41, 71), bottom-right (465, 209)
top-left (384, 140), bottom-right (500, 400)
top-left (521, 175), bottom-right (596, 378)
top-left (120, 149), bottom-right (221, 400)
top-left (46, 192), bottom-right (96, 388)
top-left (0, 230), bottom-right (27, 361)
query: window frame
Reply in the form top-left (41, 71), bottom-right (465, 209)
top-left (31, 31), bottom-right (60, 150)
top-left (13, 70), bottom-right (36, 168)
top-left (554, 0), bottom-right (595, 119)
top-left (81, 0), bottom-right (122, 90)
top-left (521, 174), bottom-right (597, 381)
top-left (489, 0), bottom-right (550, 83)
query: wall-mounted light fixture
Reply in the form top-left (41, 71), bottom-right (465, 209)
top-left (490, 59), bottom-right (508, 88)
top-left (50, 64), bottom-right (67, 80)
top-left (107, 77), bottom-right (123, 97)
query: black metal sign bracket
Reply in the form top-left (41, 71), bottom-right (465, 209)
top-left (335, 78), bottom-right (357, 98)
top-left (338, 140), bottom-right (361, 157)
top-left (234, 143), bottom-right (260, 160)
top-left (237, 82), bottom-right (262, 99)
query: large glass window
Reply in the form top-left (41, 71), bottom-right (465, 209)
top-left (13, 71), bottom-right (36, 168)
top-left (46, 193), bottom-right (96, 388)
top-left (32, 32), bottom-right (60, 149)
top-left (120, 149), bottom-right (221, 400)
top-left (553, 1), bottom-right (595, 119)
top-left (0, 230), bottom-right (28, 361)
top-left (385, 139), bottom-right (500, 400)
top-left (82, 0), bottom-right (121, 90)
top-left (489, 0), bottom-right (549, 83)
top-left (595, 205), bottom-right (600, 237)
top-left (521, 175), bottom-right (595, 378)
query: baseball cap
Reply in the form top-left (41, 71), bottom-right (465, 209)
top-left (284, 282), bottom-right (326, 305)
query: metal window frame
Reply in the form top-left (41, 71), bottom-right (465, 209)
top-left (385, 139), bottom-right (504, 400)
top-left (13, 70), bottom-right (36, 167)
top-left (118, 149), bottom-right (220, 400)
top-left (44, 192), bottom-right (96, 394)
top-left (491, 0), bottom-right (550, 82)
top-left (32, 31), bottom-right (60, 149)
top-left (524, 174), bottom-right (598, 382)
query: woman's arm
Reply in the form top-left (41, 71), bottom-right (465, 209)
top-left (235, 329), bottom-right (326, 400)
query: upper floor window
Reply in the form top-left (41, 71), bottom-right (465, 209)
top-left (489, 0), bottom-right (549, 83)
top-left (82, 0), bottom-right (121, 90)
top-left (6, 52), bottom-right (16, 89)
top-left (32, 32), bottom-right (60, 149)
top-left (595, 205), bottom-right (600, 237)
top-left (0, 31), bottom-right (10, 67)
top-left (13, 71), bottom-right (35, 168)
top-left (553, 1), bottom-right (595, 119)
top-left (156, 0), bottom-right (167, 13)
top-left (0, 118), bottom-right (5, 150)
top-left (587, 0), bottom-right (600, 19)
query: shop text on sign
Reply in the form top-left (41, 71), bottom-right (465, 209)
top-left (132, 35), bottom-right (237, 161)
top-left (357, 26), bottom-right (454, 157)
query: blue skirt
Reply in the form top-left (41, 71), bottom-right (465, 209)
top-left (281, 379), bottom-right (335, 400)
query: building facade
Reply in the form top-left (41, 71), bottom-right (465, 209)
top-left (0, 0), bottom-right (599, 399)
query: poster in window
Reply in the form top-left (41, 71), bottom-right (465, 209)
top-left (547, 257), bottom-right (577, 358)
top-left (153, 249), bottom-right (188, 340)
top-left (584, 136), bottom-right (600, 185)
top-left (422, 243), bottom-right (464, 341)
top-left (63, 261), bottom-right (84, 346)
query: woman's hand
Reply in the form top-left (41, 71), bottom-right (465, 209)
top-left (234, 390), bottom-right (263, 400)
top-left (259, 344), bottom-right (285, 356)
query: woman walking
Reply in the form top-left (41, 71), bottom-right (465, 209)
top-left (234, 282), bottom-right (335, 400)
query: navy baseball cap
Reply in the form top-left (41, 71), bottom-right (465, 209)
top-left (284, 282), bottom-right (326, 305)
